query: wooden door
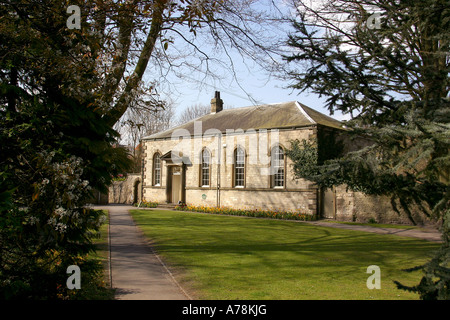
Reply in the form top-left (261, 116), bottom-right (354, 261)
top-left (172, 173), bottom-right (181, 204)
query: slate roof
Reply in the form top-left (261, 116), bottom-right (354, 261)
top-left (142, 101), bottom-right (343, 140)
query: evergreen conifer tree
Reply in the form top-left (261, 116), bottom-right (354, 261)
top-left (285, 0), bottom-right (449, 299)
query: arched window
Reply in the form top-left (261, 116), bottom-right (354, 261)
top-left (271, 146), bottom-right (285, 187)
top-left (201, 148), bottom-right (210, 187)
top-left (234, 147), bottom-right (245, 187)
top-left (153, 153), bottom-right (161, 186)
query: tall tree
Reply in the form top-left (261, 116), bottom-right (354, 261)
top-left (0, 0), bottom-right (287, 298)
top-left (2, 0), bottom-right (286, 125)
top-left (176, 103), bottom-right (211, 124)
top-left (284, 0), bottom-right (449, 299)
top-left (64, 0), bottom-right (286, 125)
top-left (0, 0), bottom-right (132, 299)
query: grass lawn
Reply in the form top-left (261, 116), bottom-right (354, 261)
top-left (90, 210), bottom-right (110, 266)
top-left (80, 210), bottom-right (115, 300)
top-left (320, 220), bottom-right (423, 230)
top-left (130, 209), bottom-right (440, 300)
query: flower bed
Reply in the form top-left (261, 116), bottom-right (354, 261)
top-left (134, 200), bottom-right (158, 208)
top-left (174, 204), bottom-right (316, 221)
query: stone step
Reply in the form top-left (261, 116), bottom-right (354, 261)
top-left (157, 203), bottom-right (177, 209)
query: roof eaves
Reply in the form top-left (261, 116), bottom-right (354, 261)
top-left (142, 124), bottom-right (316, 141)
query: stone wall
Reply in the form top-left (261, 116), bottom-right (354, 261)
top-left (108, 173), bottom-right (142, 204)
top-left (183, 188), bottom-right (317, 214)
top-left (142, 127), bottom-right (318, 214)
top-left (335, 185), bottom-right (432, 225)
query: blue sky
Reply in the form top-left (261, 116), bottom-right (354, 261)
top-left (165, 68), bottom-right (351, 122)
top-left (153, 1), bottom-right (351, 122)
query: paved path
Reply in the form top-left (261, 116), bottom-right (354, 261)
top-left (94, 205), bottom-right (190, 300)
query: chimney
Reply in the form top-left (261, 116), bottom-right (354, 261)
top-left (210, 91), bottom-right (223, 114)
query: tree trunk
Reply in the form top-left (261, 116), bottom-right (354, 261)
top-left (105, 0), bottom-right (169, 126)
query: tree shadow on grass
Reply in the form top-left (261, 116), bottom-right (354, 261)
top-left (130, 210), bottom-right (439, 299)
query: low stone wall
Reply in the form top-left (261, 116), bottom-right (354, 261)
top-left (335, 185), bottom-right (433, 225)
top-left (108, 174), bottom-right (142, 204)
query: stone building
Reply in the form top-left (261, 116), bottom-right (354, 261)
top-left (140, 92), bottom-right (427, 224)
